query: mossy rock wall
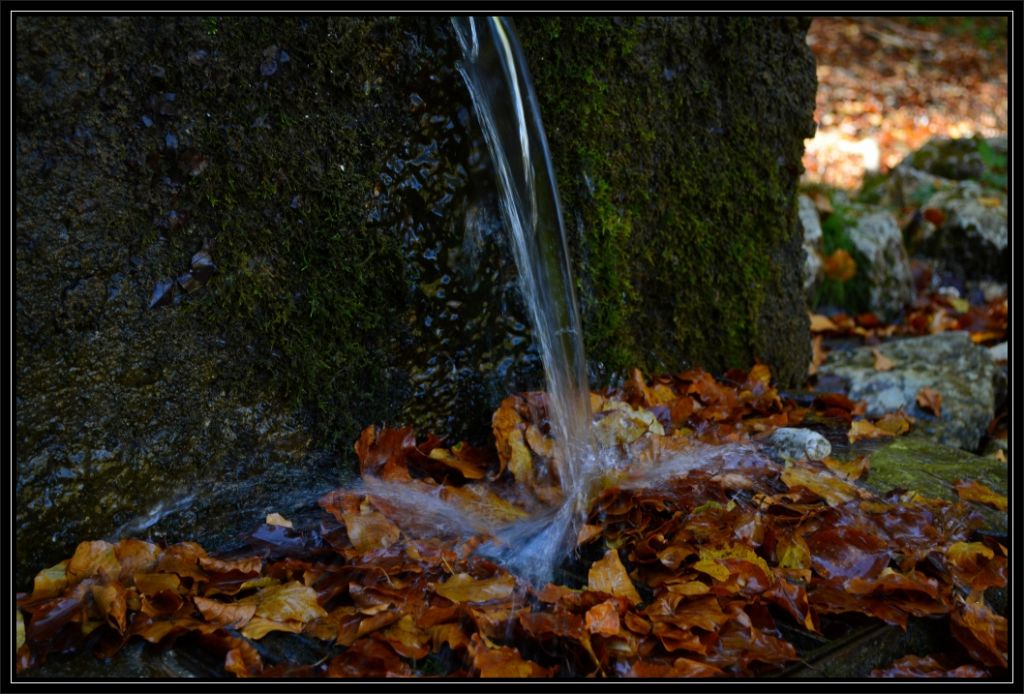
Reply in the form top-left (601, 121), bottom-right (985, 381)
top-left (15, 16), bottom-right (815, 585)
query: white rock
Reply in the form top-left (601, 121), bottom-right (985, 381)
top-left (768, 427), bottom-right (832, 461)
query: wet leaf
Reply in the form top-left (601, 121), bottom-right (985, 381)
top-left (355, 425), bottom-right (414, 482)
top-left (954, 479), bottom-right (1007, 512)
top-left (29, 561), bottom-right (69, 601)
top-left (809, 313), bottom-right (839, 333)
top-left (198, 555), bottom-right (262, 575)
top-left (192, 596), bottom-right (257, 629)
top-left (91, 582), bottom-right (128, 633)
top-left (469, 633), bottom-right (555, 678)
top-left (341, 498), bottom-right (402, 553)
top-left (951, 593), bottom-right (1007, 668)
top-left (67, 540), bottom-right (121, 583)
top-left (588, 549), bottom-right (642, 605)
top-left (585, 600), bottom-right (621, 636)
top-left (822, 455), bottom-right (869, 481)
top-left (132, 572), bottom-right (181, 596)
top-left (380, 614), bottom-right (430, 659)
top-left (870, 654), bottom-right (988, 678)
top-left (434, 572), bottom-right (515, 604)
top-left (113, 539), bottom-right (161, 579)
top-left (626, 657), bottom-right (725, 678)
top-left (782, 464), bottom-right (863, 506)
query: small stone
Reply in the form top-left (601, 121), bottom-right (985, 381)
top-left (141, 115), bottom-right (154, 128)
top-left (988, 342), bottom-right (1006, 363)
top-left (148, 278), bottom-right (174, 309)
top-left (768, 427), bottom-right (831, 461)
top-left (190, 249), bottom-right (216, 282)
top-left (165, 132), bottom-right (178, 150)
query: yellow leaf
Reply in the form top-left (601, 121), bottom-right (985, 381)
top-left (341, 500), bottom-right (401, 553)
top-left (16, 609), bottom-right (25, 651)
top-left (435, 572), bottom-right (516, 604)
top-left (265, 512), bottom-right (293, 528)
top-left (693, 559), bottom-right (731, 582)
top-left (30, 561), bottom-right (69, 600)
top-left (955, 480), bottom-right (1008, 512)
top-left (810, 313), bottom-right (839, 333)
top-left (782, 464), bottom-right (862, 506)
top-left (778, 536), bottom-right (812, 570)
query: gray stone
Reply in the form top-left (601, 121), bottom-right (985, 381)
top-left (919, 181), bottom-right (1008, 282)
top-left (768, 427), bottom-right (831, 461)
top-left (844, 204), bottom-right (914, 318)
top-left (798, 194), bottom-right (823, 296)
top-left (819, 332), bottom-right (996, 451)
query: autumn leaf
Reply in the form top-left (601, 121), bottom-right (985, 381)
top-left (67, 540), bottom-right (121, 583)
top-left (809, 313), bottom-right (839, 333)
top-left (823, 248), bottom-right (857, 282)
top-left (193, 595), bottom-right (257, 629)
top-left (871, 347), bottom-right (895, 371)
top-left (915, 387), bottom-right (942, 416)
top-left (954, 479), bottom-right (1007, 512)
top-left (870, 654), bottom-right (988, 678)
top-left (435, 572), bottom-right (516, 604)
top-left (588, 549), bottom-right (642, 605)
top-left (585, 601), bottom-right (621, 636)
top-left (469, 633), bottom-right (555, 678)
top-left (782, 464), bottom-right (864, 506)
top-left (265, 512), bottom-right (293, 528)
top-left (28, 561), bottom-right (69, 601)
top-left (823, 455), bottom-right (869, 481)
top-left (951, 592), bottom-right (1007, 669)
top-left (339, 497), bottom-right (402, 553)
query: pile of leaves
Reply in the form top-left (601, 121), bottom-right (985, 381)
top-left (803, 16), bottom-right (1007, 190)
top-left (16, 367), bottom-right (1007, 678)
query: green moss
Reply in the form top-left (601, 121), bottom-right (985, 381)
top-left (519, 17), bottom-right (814, 383)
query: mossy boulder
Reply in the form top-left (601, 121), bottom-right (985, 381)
top-left (15, 16), bottom-right (816, 586)
top-left (862, 435), bottom-right (1007, 537)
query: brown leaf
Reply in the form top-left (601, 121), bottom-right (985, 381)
top-left (198, 555), bottom-right (262, 575)
top-left (626, 657), bottom-right (725, 678)
top-left (355, 425), bottom-right (414, 482)
top-left (951, 593), bottom-right (1007, 668)
top-left (112, 539), bottom-right (161, 580)
top-left (132, 572), bottom-right (181, 596)
top-left (90, 582), bottom-right (128, 633)
top-left (434, 572), bottom-right (516, 604)
top-left (954, 479), bottom-right (1007, 512)
top-left (808, 335), bottom-right (828, 376)
top-left (341, 498), bottom-right (402, 553)
top-left (193, 596), bottom-right (257, 629)
top-left (380, 614), bottom-right (430, 659)
top-left (870, 654), bottom-right (988, 678)
top-left (876, 411), bottom-right (912, 435)
top-left (469, 633), bottom-right (555, 678)
top-left (915, 387), bottom-right (943, 416)
top-left (822, 455), bottom-right (870, 481)
top-left (67, 540), bottom-right (121, 583)
top-left (871, 347), bottom-right (895, 371)
top-left (588, 549), bottom-right (642, 605)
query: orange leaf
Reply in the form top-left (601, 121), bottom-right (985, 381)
top-left (916, 387), bottom-right (943, 416)
top-left (585, 601), bottom-right (621, 636)
top-left (67, 540), bottom-right (121, 583)
top-left (91, 582), bottom-right (128, 633)
top-left (808, 335), bottom-right (828, 376)
top-left (823, 455), bottom-right (870, 481)
top-left (951, 593), bottom-right (1007, 668)
top-left (823, 248), bottom-right (857, 282)
top-left (875, 411), bottom-right (912, 436)
top-left (340, 498), bottom-right (401, 553)
top-left (587, 549), bottom-right (642, 605)
top-left (954, 480), bottom-right (1007, 512)
top-left (782, 464), bottom-right (863, 506)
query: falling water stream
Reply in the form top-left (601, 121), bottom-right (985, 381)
top-left (449, 16), bottom-right (606, 584)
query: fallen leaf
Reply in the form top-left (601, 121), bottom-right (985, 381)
top-left (91, 582), bottom-right (128, 633)
top-left (265, 512), bottom-right (293, 528)
top-left (871, 347), bottom-right (895, 371)
top-left (782, 464), bottom-right (863, 506)
top-left (67, 540), bottom-right (121, 583)
top-left (954, 480), bottom-right (1007, 512)
top-left (469, 633), bottom-right (555, 677)
top-left (823, 455), bottom-right (870, 481)
top-left (870, 654), bottom-right (988, 678)
top-left (916, 387), bottom-right (943, 416)
top-left (193, 596), bottom-right (257, 629)
top-left (823, 248), bottom-right (857, 282)
top-left (951, 593), bottom-right (1007, 668)
top-left (585, 601), bottom-right (621, 636)
top-left (28, 561), bottom-right (69, 601)
top-left (588, 549), bottom-right (642, 605)
top-left (435, 573), bottom-right (516, 604)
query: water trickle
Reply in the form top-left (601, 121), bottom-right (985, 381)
top-left (451, 16), bottom-right (601, 584)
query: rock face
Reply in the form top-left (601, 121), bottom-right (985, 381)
top-left (819, 332), bottom-right (997, 451)
top-left (798, 194), bottom-right (823, 296)
top-left (919, 182), bottom-right (1008, 283)
top-left (15, 16), bottom-right (816, 584)
top-left (843, 203), bottom-right (914, 319)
